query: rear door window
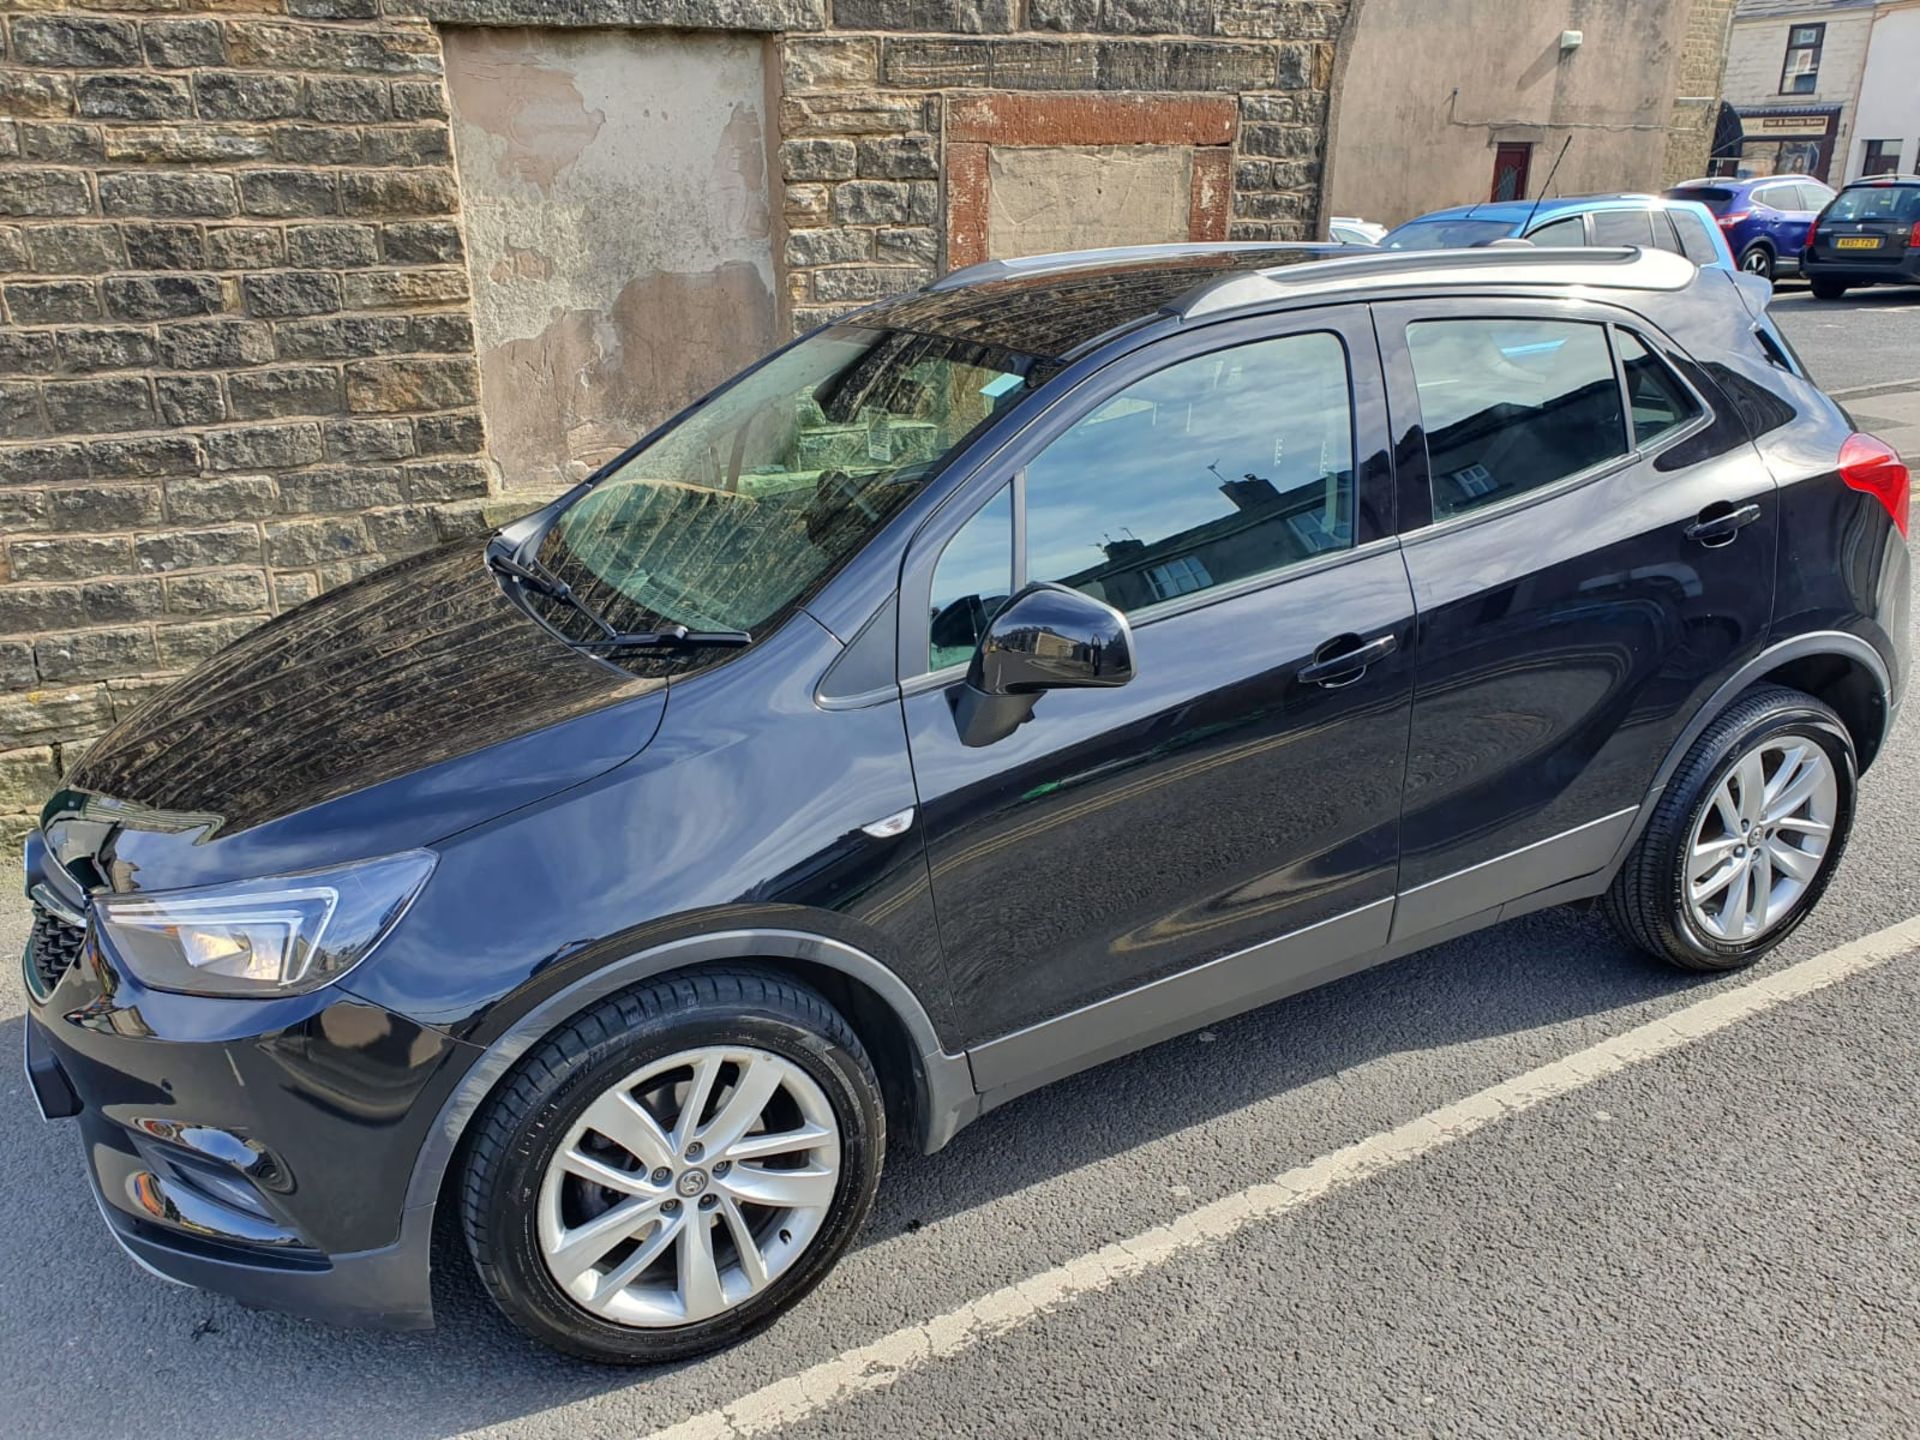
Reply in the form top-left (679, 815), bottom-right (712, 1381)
top-left (1669, 207), bottom-right (1723, 265)
top-left (1406, 318), bottom-right (1627, 519)
top-left (1592, 209), bottom-right (1655, 247)
top-left (1617, 332), bottom-right (1702, 446)
top-left (1648, 211), bottom-right (1685, 254)
top-left (1795, 183), bottom-right (1835, 212)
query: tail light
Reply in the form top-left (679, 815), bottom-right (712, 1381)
top-left (1805, 219), bottom-right (1820, 250)
top-left (1718, 210), bottom-right (1751, 230)
top-left (1909, 219), bottom-right (1920, 249)
top-left (1839, 433), bottom-right (1910, 538)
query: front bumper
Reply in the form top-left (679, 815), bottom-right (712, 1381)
top-left (22, 879), bottom-right (475, 1330)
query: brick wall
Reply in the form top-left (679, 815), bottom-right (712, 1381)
top-left (1, 0), bottom-right (1349, 848)
top-left (0, 3), bottom-right (496, 846)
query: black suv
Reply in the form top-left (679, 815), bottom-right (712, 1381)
top-left (1804, 174), bottom-right (1920, 298)
top-left (23, 243), bottom-right (1910, 1363)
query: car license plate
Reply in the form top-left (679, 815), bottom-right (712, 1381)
top-left (1837, 236), bottom-right (1881, 250)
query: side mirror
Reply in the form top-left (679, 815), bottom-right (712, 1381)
top-left (951, 583), bottom-right (1135, 747)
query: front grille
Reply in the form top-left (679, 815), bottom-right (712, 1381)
top-left (28, 899), bottom-right (87, 993)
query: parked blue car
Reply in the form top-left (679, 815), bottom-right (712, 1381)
top-left (1380, 195), bottom-right (1737, 273)
top-left (1663, 176), bottom-right (1836, 283)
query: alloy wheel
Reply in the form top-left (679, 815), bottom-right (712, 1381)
top-left (536, 1045), bottom-right (841, 1327)
top-left (1685, 734), bottom-right (1837, 943)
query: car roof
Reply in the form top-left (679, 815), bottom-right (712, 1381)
top-left (1400, 194), bottom-right (1690, 227)
top-left (1840, 173), bottom-right (1920, 187)
top-left (859, 245), bottom-right (1344, 361)
top-left (859, 243), bottom-right (1699, 361)
top-left (1670, 175), bottom-right (1825, 191)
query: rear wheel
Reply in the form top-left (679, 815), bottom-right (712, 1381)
top-left (1605, 686), bottom-right (1855, 972)
top-left (1739, 243), bottom-right (1775, 282)
top-left (1810, 277), bottom-right (1849, 300)
top-left (460, 970), bottom-right (885, 1363)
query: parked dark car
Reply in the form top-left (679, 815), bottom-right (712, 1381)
top-left (24, 242), bottom-right (1910, 1364)
top-left (1663, 175), bottom-right (1836, 282)
top-left (1802, 174), bottom-right (1920, 299)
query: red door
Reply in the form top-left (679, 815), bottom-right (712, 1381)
top-left (1491, 143), bottom-right (1533, 202)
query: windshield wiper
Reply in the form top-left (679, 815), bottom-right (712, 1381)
top-left (572, 624), bottom-right (753, 651)
top-left (485, 548), bottom-right (619, 639)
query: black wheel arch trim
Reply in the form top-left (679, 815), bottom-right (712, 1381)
top-left (1609, 629), bottom-right (1892, 871)
top-left (401, 929), bottom-right (980, 1216)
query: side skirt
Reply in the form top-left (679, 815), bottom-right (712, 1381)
top-left (964, 808), bottom-right (1637, 1115)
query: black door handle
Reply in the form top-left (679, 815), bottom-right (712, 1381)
top-left (1685, 501), bottom-right (1763, 547)
top-left (1298, 632), bottom-right (1398, 688)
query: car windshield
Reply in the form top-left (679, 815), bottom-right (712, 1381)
top-left (1379, 218), bottom-right (1519, 251)
top-left (536, 326), bottom-right (1038, 638)
top-left (1826, 185), bottom-right (1920, 224)
top-left (1664, 186), bottom-right (1734, 215)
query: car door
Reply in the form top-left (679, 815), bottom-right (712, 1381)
top-left (1375, 298), bottom-right (1777, 944)
top-left (1756, 182), bottom-right (1809, 266)
top-left (898, 308), bottom-right (1415, 1079)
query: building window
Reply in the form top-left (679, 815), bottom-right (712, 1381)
top-left (1491, 143), bottom-right (1533, 202)
top-left (1145, 555), bottom-right (1213, 600)
top-left (1863, 140), bottom-right (1904, 178)
top-left (1779, 23), bottom-right (1824, 95)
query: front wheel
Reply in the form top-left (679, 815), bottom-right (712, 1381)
top-left (1810, 277), bottom-right (1849, 300)
top-left (460, 970), bottom-right (886, 1363)
top-left (1739, 243), bottom-right (1775, 282)
top-left (1605, 685), bottom-right (1855, 972)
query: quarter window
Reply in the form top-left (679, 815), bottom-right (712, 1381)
top-left (928, 484), bottom-right (1012, 669)
top-left (1024, 332), bottom-right (1355, 615)
top-left (1407, 318), bottom-right (1627, 519)
top-left (1617, 332), bottom-right (1702, 446)
top-left (1670, 207), bottom-right (1723, 265)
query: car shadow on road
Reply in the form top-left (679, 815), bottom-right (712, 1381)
top-left (0, 902), bottom-right (1717, 1440)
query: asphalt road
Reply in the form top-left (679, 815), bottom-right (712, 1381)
top-left (2, 300), bottom-right (1917, 1440)
top-left (1770, 280), bottom-right (1920, 396)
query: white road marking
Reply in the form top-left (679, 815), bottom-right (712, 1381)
top-left (632, 914), bottom-right (1920, 1440)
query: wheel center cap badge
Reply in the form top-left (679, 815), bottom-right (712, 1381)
top-left (677, 1169), bottom-right (709, 1197)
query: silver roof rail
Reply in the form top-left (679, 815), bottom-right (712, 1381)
top-left (1173, 245), bottom-right (1698, 320)
top-left (926, 242), bottom-right (1330, 292)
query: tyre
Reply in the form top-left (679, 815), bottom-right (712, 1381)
top-left (1738, 243), bottom-right (1775, 282)
top-left (1810, 277), bottom-right (1849, 300)
top-left (460, 969), bottom-right (886, 1363)
top-left (1605, 685), bottom-right (1855, 972)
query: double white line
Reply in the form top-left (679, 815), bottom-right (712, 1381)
top-left (616, 915), bottom-right (1920, 1439)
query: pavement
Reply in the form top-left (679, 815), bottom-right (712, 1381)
top-left (0, 291), bottom-right (1917, 1440)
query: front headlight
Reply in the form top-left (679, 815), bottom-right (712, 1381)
top-left (94, 851), bottom-right (436, 998)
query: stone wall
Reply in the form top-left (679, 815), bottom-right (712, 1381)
top-left (1661, 0), bottom-right (1737, 187)
top-left (0, 0), bottom-right (1349, 848)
